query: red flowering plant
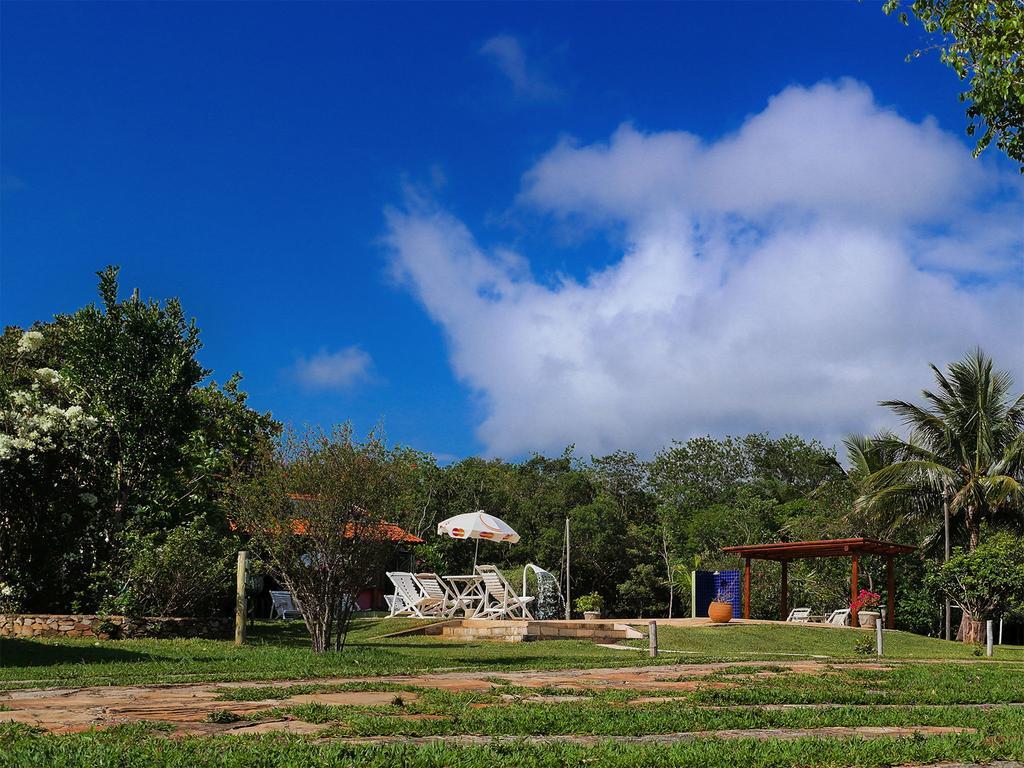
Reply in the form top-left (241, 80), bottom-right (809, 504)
top-left (850, 589), bottom-right (881, 613)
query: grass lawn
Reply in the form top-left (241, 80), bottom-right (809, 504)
top-left (5, 620), bottom-right (1024, 766)
top-left (633, 622), bottom-right (1024, 660)
top-left (4, 725), bottom-right (1023, 768)
top-left (2, 619), bottom-right (1022, 690)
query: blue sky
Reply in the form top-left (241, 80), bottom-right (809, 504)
top-left (3, 2), bottom-right (1022, 461)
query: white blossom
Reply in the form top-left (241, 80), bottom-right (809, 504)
top-left (16, 331), bottom-right (44, 354)
top-left (34, 368), bottom-right (61, 386)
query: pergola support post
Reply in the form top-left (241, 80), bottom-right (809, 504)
top-left (780, 560), bottom-right (788, 621)
top-left (886, 555), bottom-right (895, 629)
top-left (743, 557), bottom-right (751, 619)
top-left (851, 553), bottom-right (859, 628)
top-left (721, 539), bottom-right (916, 628)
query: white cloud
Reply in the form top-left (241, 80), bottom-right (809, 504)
top-left (386, 80), bottom-right (1024, 457)
top-left (292, 347), bottom-right (373, 391)
top-left (479, 34), bottom-right (559, 100)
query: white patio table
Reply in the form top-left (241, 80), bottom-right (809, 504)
top-left (444, 574), bottom-right (486, 618)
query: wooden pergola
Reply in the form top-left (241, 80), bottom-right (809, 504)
top-left (721, 538), bottom-right (916, 628)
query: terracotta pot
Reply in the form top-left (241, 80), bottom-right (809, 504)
top-left (583, 611), bottom-right (601, 621)
top-left (857, 611), bottom-right (880, 629)
top-left (708, 601), bottom-right (733, 623)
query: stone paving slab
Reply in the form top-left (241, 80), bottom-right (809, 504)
top-left (0, 660), bottom-right (1001, 735)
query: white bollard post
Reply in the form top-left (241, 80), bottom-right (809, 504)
top-left (875, 619), bottom-right (883, 657)
top-left (999, 617), bottom-right (1004, 645)
top-left (649, 620), bottom-right (658, 658)
top-left (987, 620), bottom-right (994, 657)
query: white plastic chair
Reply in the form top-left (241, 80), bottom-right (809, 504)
top-left (269, 590), bottom-right (303, 620)
top-left (386, 572), bottom-right (445, 618)
top-left (473, 565), bottom-right (535, 620)
top-left (786, 607), bottom-right (812, 623)
top-left (825, 608), bottom-right (850, 626)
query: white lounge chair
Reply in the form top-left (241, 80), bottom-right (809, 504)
top-left (786, 607), bottom-right (812, 623)
top-left (416, 572), bottom-right (462, 618)
top-left (825, 608), bottom-right (850, 626)
top-left (269, 590), bottom-right (303, 620)
top-left (473, 565), bottom-right (535, 620)
top-left (385, 572), bottom-right (445, 618)
top-left (385, 593), bottom-right (406, 615)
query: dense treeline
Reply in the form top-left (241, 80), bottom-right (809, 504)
top-left (2, 270), bottom-right (1020, 637)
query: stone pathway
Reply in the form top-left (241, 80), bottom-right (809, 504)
top-left (0, 659), bottom-right (1000, 736)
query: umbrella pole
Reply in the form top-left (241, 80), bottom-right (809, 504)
top-left (473, 538), bottom-right (480, 569)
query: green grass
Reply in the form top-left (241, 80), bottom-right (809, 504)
top-left (2, 724), bottom-right (1022, 768)
top-left (3, 619), bottom-right (1022, 690)
top-left (6, 624), bottom-right (1024, 768)
top-left (218, 664), bottom-right (1024, 737)
top-left (0, 619), bottom-right (626, 689)
top-left (632, 622), bottom-right (1024, 660)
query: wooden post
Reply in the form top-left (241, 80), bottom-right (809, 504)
top-left (564, 517), bottom-right (571, 621)
top-left (886, 555), bottom-right (895, 629)
top-left (850, 553), bottom-right (859, 628)
top-left (648, 620), bottom-right (658, 658)
top-left (743, 558), bottom-right (751, 619)
top-left (780, 560), bottom-right (788, 621)
top-left (235, 550), bottom-right (248, 646)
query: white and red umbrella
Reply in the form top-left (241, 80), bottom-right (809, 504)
top-left (437, 510), bottom-right (520, 566)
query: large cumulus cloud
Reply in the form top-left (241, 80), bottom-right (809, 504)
top-left (386, 80), bottom-right (1024, 457)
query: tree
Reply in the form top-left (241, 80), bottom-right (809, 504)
top-left (858, 349), bottom-right (1023, 552)
top-left (929, 532), bottom-right (1024, 643)
top-left (884, 0), bottom-right (1024, 168)
top-left (55, 266), bottom-right (206, 533)
top-left (0, 267), bottom-right (278, 612)
top-left (229, 425), bottom-right (414, 653)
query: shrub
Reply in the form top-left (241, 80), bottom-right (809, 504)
top-left (574, 592), bottom-right (604, 615)
top-left (616, 564), bottom-right (666, 618)
top-left (104, 519), bottom-right (237, 618)
top-left (853, 635), bottom-right (875, 656)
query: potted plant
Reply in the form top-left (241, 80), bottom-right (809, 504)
top-left (851, 589), bottom-right (881, 628)
top-left (575, 592), bottom-right (604, 621)
top-left (708, 588), bottom-right (733, 623)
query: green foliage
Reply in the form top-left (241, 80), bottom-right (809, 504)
top-left (884, 0), bottom-right (1024, 168)
top-left (855, 349), bottom-right (1024, 553)
top-left (0, 268), bottom-right (278, 613)
top-left (228, 425), bottom-right (417, 652)
top-left (102, 518), bottom-right (238, 618)
top-left (616, 563), bottom-right (666, 618)
top-left (853, 635), bottom-right (876, 656)
top-left (574, 592), bottom-right (604, 614)
top-left (929, 531), bottom-right (1024, 623)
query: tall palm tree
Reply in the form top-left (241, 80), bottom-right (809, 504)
top-left (858, 349), bottom-right (1023, 553)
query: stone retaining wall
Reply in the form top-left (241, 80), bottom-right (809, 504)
top-left (0, 613), bottom-right (232, 640)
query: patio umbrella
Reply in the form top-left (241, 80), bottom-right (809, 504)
top-left (437, 510), bottom-right (520, 567)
